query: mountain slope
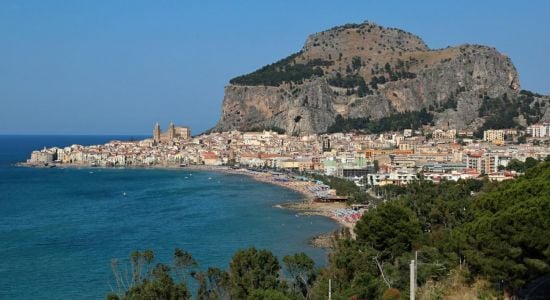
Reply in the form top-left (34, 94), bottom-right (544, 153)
top-left (214, 21), bottom-right (548, 135)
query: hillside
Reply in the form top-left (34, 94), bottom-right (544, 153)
top-left (213, 21), bottom-right (549, 135)
top-left (310, 160), bottom-right (550, 299)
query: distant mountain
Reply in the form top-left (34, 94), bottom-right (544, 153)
top-left (213, 21), bottom-right (549, 135)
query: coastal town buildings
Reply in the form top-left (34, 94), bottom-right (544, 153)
top-left (527, 123), bottom-right (550, 138)
top-left (27, 126), bottom-right (550, 188)
top-left (483, 129), bottom-right (505, 144)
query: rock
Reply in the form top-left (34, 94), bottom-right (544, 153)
top-left (213, 21), bottom-right (536, 135)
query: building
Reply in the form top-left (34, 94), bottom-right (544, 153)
top-left (527, 123), bottom-right (550, 138)
top-left (28, 149), bottom-right (56, 164)
top-left (433, 129), bottom-right (456, 140)
top-left (153, 122), bottom-right (161, 143)
top-left (153, 122), bottom-right (191, 144)
top-left (175, 126), bottom-right (191, 140)
top-left (322, 136), bottom-right (331, 151)
top-left (342, 166), bottom-right (375, 178)
top-left (483, 130), bottom-right (505, 144)
top-left (366, 171), bottom-right (418, 186)
top-left (464, 152), bottom-right (499, 174)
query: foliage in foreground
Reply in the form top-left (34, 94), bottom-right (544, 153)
top-left (108, 248), bottom-right (315, 300)
top-left (310, 161), bottom-right (550, 299)
top-left (108, 162), bottom-right (550, 299)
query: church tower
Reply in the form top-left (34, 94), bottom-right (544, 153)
top-left (168, 122), bottom-right (176, 140)
top-left (154, 122), bottom-right (161, 144)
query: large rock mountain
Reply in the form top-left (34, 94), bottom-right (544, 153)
top-left (214, 22), bottom-right (548, 135)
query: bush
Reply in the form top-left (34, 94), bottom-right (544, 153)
top-left (327, 109), bottom-right (433, 133)
top-left (230, 52), bottom-right (328, 86)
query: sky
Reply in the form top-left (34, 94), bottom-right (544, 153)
top-left (1, 0), bottom-right (549, 135)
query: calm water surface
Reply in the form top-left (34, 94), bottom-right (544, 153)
top-left (0, 135), bottom-right (338, 299)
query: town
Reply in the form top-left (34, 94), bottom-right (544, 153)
top-left (27, 122), bottom-right (550, 187)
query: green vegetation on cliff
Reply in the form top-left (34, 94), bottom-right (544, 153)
top-left (327, 73), bottom-right (372, 97)
top-left (326, 109), bottom-right (433, 133)
top-left (229, 52), bottom-right (330, 86)
top-left (475, 90), bottom-right (547, 137)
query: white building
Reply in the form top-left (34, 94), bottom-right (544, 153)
top-left (366, 172), bottom-right (418, 186)
top-left (527, 123), bottom-right (550, 138)
top-left (483, 130), bottom-right (505, 143)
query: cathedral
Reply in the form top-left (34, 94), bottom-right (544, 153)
top-left (153, 122), bottom-right (191, 144)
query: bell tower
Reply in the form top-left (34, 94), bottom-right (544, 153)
top-left (168, 122), bottom-right (176, 140)
top-left (154, 122), bottom-right (161, 144)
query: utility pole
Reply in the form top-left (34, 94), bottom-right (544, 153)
top-left (416, 251), bottom-right (419, 300)
top-left (410, 260), bottom-right (415, 300)
top-left (328, 278), bottom-right (332, 300)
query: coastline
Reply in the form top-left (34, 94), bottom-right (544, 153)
top-left (181, 165), bottom-right (358, 233)
top-left (21, 162), bottom-right (357, 239)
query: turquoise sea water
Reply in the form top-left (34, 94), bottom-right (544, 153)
top-left (0, 136), bottom-right (338, 299)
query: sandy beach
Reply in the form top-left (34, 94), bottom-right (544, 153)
top-left (182, 165), bottom-right (363, 233)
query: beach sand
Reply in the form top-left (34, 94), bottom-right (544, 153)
top-left (183, 165), bottom-right (360, 234)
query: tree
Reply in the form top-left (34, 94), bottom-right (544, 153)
top-left (206, 267), bottom-right (230, 299)
top-left (458, 162), bottom-right (550, 292)
top-left (229, 247), bottom-right (281, 299)
top-left (355, 202), bottom-right (422, 259)
top-left (229, 52), bottom-right (327, 86)
top-left (506, 157), bottom-right (540, 173)
top-left (247, 289), bottom-right (292, 300)
top-left (352, 56), bottom-right (362, 70)
top-left (125, 263), bottom-right (191, 300)
top-left (524, 157), bottom-right (539, 170)
top-left (283, 253), bottom-right (316, 298)
top-left (173, 248), bottom-right (197, 282)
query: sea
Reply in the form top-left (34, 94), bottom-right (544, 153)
top-left (0, 135), bottom-right (338, 299)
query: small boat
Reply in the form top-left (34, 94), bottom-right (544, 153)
top-left (122, 192), bottom-right (127, 196)
top-left (208, 177), bottom-right (212, 180)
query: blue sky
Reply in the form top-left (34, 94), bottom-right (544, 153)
top-left (1, 0), bottom-right (549, 135)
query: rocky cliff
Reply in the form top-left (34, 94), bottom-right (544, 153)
top-left (214, 21), bottom-right (547, 135)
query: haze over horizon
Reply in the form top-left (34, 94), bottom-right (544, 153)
top-left (1, 0), bottom-right (549, 135)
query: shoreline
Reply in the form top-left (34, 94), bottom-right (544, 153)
top-left (20, 162), bottom-right (358, 244)
top-left (181, 165), bottom-right (358, 232)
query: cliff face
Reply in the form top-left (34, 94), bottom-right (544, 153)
top-left (214, 22), bottom-right (522, 134)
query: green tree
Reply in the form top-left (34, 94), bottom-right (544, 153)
top-left (173, 248), bottom-right (197, 282)
top-left (206, 267), bottom-right (230, 299)
top-left (458, 162), bottom-right (550, 292)
top-left (283, 253), bottom-right (316, 298)
top-left (247, 289), bottom-right (293, 300)
top-left (125, 263), bottom-right (191, 300)
top-left (229, 247), bottom-right (281, 299)
top-left (355, 202), bottom-right (422, 259)
top-left (229, 52), bottom-right (327, 86)
top-left (524, 157), bottom-right (539, 170)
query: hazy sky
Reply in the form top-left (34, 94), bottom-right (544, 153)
top-left (1, 0), bottom-right (549, 135)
